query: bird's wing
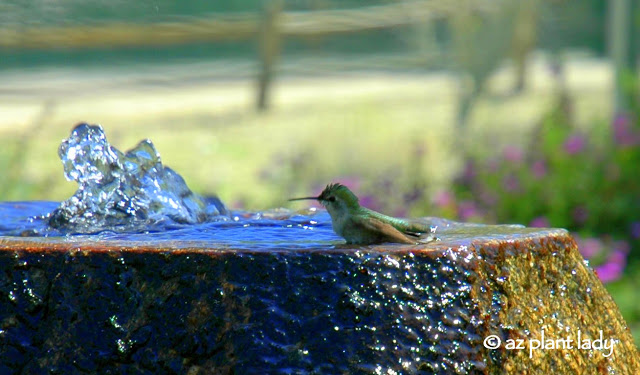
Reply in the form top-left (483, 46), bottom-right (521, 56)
top-left (353, 216), bottom-right (417, 244)
top-left (365, 209), bottom-right (426, 238)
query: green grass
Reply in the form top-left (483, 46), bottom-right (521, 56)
top-left (0, 60), bottom-right (611, 209)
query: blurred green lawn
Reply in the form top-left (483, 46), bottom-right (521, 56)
top-left (0, 56), bottom-right (611, 209)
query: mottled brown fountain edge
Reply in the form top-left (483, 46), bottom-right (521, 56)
top-left (468, 231), bottom-right (640, 374)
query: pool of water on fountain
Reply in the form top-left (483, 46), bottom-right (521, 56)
top-left (0, 201), bottom-right (345, 251)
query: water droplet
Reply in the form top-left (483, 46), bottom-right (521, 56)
top-left (110, 315), bottom-right (123, 330)
top-left (116, 338), bottom-right (131, 354)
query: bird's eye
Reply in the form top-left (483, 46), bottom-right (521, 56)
top-left (328, 196), bottom-right (336, 202)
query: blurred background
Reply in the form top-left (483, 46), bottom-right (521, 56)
top-left (0, 0), bottom-right (639, 344)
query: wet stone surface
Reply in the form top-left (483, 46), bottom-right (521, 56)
top-left (0, 224), bottom-right (639, 374)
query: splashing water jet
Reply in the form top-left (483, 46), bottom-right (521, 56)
top-left (48, 123), bottom-right (226, 232)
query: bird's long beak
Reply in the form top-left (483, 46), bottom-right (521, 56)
top-left (288, 196), bottom-right (320, 201)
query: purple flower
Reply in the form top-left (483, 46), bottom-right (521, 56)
top-left (631, 222), bottom-right (640, 239)
top-left (577, 237), bottom-right (602, 259)
top-left (612, 113), bottom-right (640, 146)
top-left (459, 160), bottom-right (476, 184)
top-left (595, 261), bottom-right (624, 283)
top-left (563, 133), bottom-right (586, 155)
top-left (479, 190), bottom-right (498, 206)
top-left (530, 160), bottom-right (547, 179)
top-left (595, 248), bottom-right (629, 283)
top-left (502, 174), bottom-right (520, 192)
top-left (503, 145), bottom-right (524, 164)
top-left (433, 191), bottom-right (454, 208)
top-left (457, 200), bottom-right (479, 221)
top-left (529, 216), bottom-right (550, 228)
top-left (572, 206), bottom-right (589, 225)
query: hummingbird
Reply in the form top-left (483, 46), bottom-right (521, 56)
top-left (290, 183), bottom-right (435, 245)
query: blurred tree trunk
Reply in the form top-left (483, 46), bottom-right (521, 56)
top-left (451, 0), bottom-right (515, 130)
top-left (608, 0), bottom-right (635, 116)
top-left (257, 0), bottom-right (283, 112)
top-left (510, 0), bottom-right (539, 94)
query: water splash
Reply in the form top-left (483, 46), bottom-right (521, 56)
top-left (48, 123), bottom-right (226, 233)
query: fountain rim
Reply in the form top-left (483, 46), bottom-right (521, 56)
top-left (0, 227), bottom-right (570, 255)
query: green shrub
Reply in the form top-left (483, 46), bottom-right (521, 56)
top-left (444, 94), bottom-right (640, 283)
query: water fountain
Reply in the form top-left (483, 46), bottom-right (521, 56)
top-left (0, 124), bottom-right (638, 374)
